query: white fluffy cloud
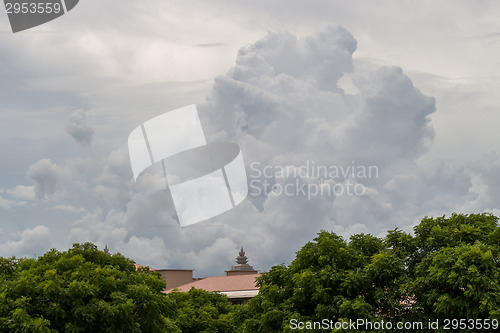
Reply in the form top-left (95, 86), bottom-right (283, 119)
top-left (6, 185), bottom-right (36, 201)
top-left (62, 26), bottom-right (450, 275)
top-left (0, 225), bottom-right (52, 258)
top-left (66, 110), bottom-right (94, 147)
top-left (0, 195), bottom-right (22, 209)
top-left (2, 19), bottom-right (500, 277)
top-left (27, 158), bottom-right (87, 200)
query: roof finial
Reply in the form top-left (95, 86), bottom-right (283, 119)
top-left (236, 247), bottom-right (248, 265)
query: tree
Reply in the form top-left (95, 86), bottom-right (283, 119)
top-left (0, 243), bottom-right (176, 333)
top-left (239, 213), bottom-right (500, 332)
top-left (2, 213), bottom-right (498, 332)
top-left (239, 232), bottom-right (400, 332)
top-left (167, 288), bottom-right (237, 333)
top-left (410, 213), bottom-right (500, 321)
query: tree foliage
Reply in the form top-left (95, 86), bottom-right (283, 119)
top-left (239, 213), bottom-right (500, 332)
top-left (0, 242), bottom-right (239, 332)
top-left (167, 288), bottom-right (237, 332)
top-left (0, 243), bottom-right (173, 332)
top-left (1, 213), bottom-right (499, 332)
top-left (410, 213), bottom-right (500, 321)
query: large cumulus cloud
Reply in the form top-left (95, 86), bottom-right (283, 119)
top-left (66, 26), bottom-right (441, 275)
top-left (4, 26), bottom-right (499, 277)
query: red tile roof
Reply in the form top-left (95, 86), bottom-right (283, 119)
top-left (134, 263), bottom-right (156, 271)
top-left (165, 274), bottom-right (260, 293)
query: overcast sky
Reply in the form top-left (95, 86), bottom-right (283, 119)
top-left (1, 0), bottom-right (500, 277)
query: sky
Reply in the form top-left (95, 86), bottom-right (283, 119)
top-left (1, 0), bottom-right (500, 277)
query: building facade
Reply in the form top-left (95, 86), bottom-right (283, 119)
top-left (164, 247), bottom-right (260, 304)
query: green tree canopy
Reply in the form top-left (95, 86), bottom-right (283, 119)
top-left (167, 288), bottom-right (237, 333)
top-left (2, 213), bottom-right (499, 332)
top-left (0, 243), bottom-right (175, 333)
top-left (410, 213), bottom-right (500, 321)
top-left (239, 213), bottom-right (500, 332)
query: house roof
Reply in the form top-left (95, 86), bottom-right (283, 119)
top-left (165, 273), bottom-right (260, 293)
top-left (134, 263), bottom-right (156, 271)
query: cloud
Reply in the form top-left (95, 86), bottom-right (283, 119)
top-left (0, 0), bottom-right (499, 281)
top-left (93, 145), bottom-right (135, 209)
top-left (199, 26), bottom-right (435, 191)
top-left (66, 110), bottom-right (94, 147)
top-left (231, 26), bottom-right (357, 92)
top-left (27, 159), bottom-right (63, 199)
top-left (193, 43), bottom-right (227, 47)
top-left (27, 158), bottom-right (87, 200)
top-left (6, 185), bottom-right (36, 201)
top-left (61, 26), bottom-right (444, 275)
top-left (343, 66), bottom-right (435, 166)
top-left (0, 187), bottom-right (29, 209)
top-left (0, 195), bottom-right (22, 209)
top-left (0, 225), bottom-right (52, 258)
top-left (9, 24), bottom-right (497, 277)
top-left (52, 205), bottom-right (87, 214)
